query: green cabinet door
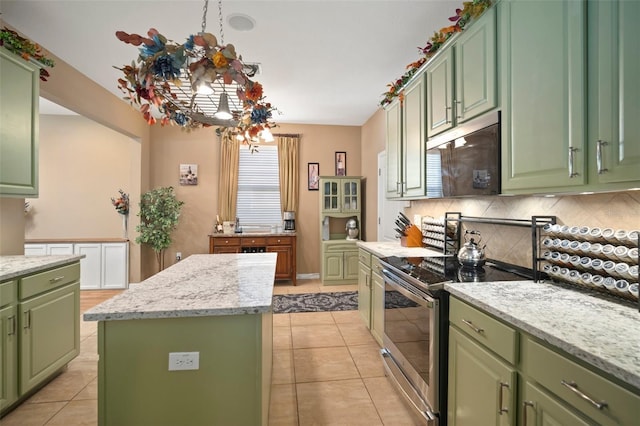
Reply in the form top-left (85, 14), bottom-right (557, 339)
top-left (344, 250), bottom-right (360, 281)
top-left (402, 73), bottom-right (427, 198)
top-left (370, 271), bottom-right (385, 346)
top-left (19, 283), bottom-right (80, 394)
top-left (500, 0), bottom-right (586, 192)
top-left (357, 263), bottom-right (371, 328)
top-left (0, 304), bottom-right (18, 412)
top-left (321, 179), bottom-right (341, 213)
top-left (455, 6), bottom-right (497, 124)
top-left (448, 327), bottom-right (516, 426)
top-left (588, 0), bottom-right (640, 185)
top-left (521, 381), bottom-right (592, 426)
top-left (0, 48), bottom-right (40, 197)
top-left (385, 100), bottom-right (402, 198)
top-left (323, 252), bottom-right (344, 282)
top-left (426, 47), bottom-right (455, 138)
top-left (342, 180), bottom-right (360, 213)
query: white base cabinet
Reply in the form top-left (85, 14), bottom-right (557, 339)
top-left (25, 242), bottom-right (129, 289)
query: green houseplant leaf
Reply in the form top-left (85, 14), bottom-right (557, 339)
top-left (135, 186), bottom-right (184, 271)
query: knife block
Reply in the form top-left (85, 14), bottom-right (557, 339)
top-left (400, 225), bottom-right (423, 247)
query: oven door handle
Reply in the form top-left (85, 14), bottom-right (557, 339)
top-left (382, 269), bottom-right (435, 307)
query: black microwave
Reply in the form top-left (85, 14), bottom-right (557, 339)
top-left (425, 111), bottom-right (501, 198)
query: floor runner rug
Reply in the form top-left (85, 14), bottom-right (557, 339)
top-left (272, 290), bottom-right (419, 313)
top-left (272, 291), bottom-right (358, 313)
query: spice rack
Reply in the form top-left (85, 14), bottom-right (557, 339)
top-left (539, 225), bottom-right (639, 304)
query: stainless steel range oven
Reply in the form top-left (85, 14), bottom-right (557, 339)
top-left (379, 256), bottom-right (534, 425)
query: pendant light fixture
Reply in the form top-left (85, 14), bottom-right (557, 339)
top-left (114, 0), bottom-right (276, 145)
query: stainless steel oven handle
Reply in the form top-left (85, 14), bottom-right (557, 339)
top-left (381, 269), bottom-right (435, 306)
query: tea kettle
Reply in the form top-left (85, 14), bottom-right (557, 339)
top-left (457, 230), bottom-right (486, 267)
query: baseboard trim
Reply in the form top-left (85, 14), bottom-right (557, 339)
top-left (296, 273), bottom-right (320, 280)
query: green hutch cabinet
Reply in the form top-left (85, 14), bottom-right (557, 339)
top-left (320, 177), bottom-right (361, 285)
top-left (0, 47), bottom-right (40, 197)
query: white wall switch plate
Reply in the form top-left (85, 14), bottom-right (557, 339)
top-left (168, 352), bottom-right (199, 371)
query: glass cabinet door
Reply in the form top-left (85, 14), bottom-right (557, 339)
top-left (323, 180), bottom-right (340, 212)
top-left (342, 180), bottom-right (359, 211)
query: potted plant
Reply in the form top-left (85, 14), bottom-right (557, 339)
top-left (135, 187), bottom-right (184, 271)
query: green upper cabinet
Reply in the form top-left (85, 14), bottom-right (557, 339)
top-left (321, 177), bottom-right (360, 214)
top-left (402, 72), bottom-right (426, 198)
top-left (0, 48), bottom-right (40, 198)
top-left (587, 0), bottom-right (640, 186)
top-left (427, 6), bottom-right (497, 139)
top-left (385, 71), bottom-right (426, 199)
top-left (385, 99), bottom-right (402, 198)
top-left (500, 0), bottom-right (587, 192)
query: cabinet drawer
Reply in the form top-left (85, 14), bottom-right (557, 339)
top-left (358, 249), bottom-right (371, 267)
top-left (212, 237), bottom-right (240, 247)
top-left (19, 262), bottom-right (80, 300)
top-left (449, 297), bottom-right (517, 364)
top-left (0, 280), bottom-right (17, 307)
top-left (266, 236), bottom-right (291, 246)
top-left (522, 336), bottom-right (640, 426)
top-left (241, 237), bottom-right (267, 246)
top-left (324, 242), bottom-right (358, 252)
top-left (371, 256), bottom-right (383, 276)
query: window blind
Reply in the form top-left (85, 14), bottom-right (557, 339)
top-left (236, 145), bottom-right (282, 225)
top-left (426, 152), bottom-right (443, 198)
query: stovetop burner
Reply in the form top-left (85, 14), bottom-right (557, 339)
top-left (380, 255), bottom-right (534, 287)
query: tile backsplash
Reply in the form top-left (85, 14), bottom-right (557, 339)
top-left (408, 190), bottom-right (640, 269)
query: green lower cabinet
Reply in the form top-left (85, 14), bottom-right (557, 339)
top-left (322, 247), bottom-right (359, 285)
top-left (19, 283), bottom-right (80, 394)
top-left (0, 304), bottom-right (18, 411)
top-left (448, 327), bottom-right (516, 426)
top-left (521, 381), bottom-right (592, 426)
top-left (370, 271), bottom-right (384, 346)
top-left (357, 262), bottom-right (371, 327)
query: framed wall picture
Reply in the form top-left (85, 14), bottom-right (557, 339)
top-left (179, 164), bottom-right (198, 185)
top-left (308, 162), bottom-right (320, 190)
top-left (335, 152), bottom-right (346, 176)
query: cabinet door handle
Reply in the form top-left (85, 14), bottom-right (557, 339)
top-left (454, 100), bottom-right (462, 120)
top-left (8, 315), bottom-right (17, 335)
top-left (445, 106), bottom-right (452, 124)
top-left (568, 147), bottom-right (579, 178)
top-left (461, 318), bottom-right (484, 334)
top-left (560, 380), bottom-right (608, 410)
top-left (498, 381), bottom-right (509, 414)
top-left (49, 275), bottom-right (65, 283)
top-left (596, 140), bottom-right (609, 174)
top-left (23, 311), bottom-right (31, 330)
top-left (522, 401), bottom-right (535, 426)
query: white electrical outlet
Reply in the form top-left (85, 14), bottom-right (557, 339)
top-left (176, 252), bottom-right (182, 261)
top-left (168, 352), bottom-right (199, 371)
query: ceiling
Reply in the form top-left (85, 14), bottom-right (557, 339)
top-left (2, 0), bottom-right (456, 126)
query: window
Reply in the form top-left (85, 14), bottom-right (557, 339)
top-left (236, 145), bottom-right (282, 226)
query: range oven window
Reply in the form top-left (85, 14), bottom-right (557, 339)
top-left (384, 286), bottom-right (431, 383)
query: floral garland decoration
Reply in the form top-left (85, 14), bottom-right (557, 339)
top-left (0, 27), bottom-right (55, 81)
top-left (111, 189), bottom-right (130, 216)
top-left (379, 0), bottom-right (492, 107)
top-left (114, 28), bottom-right (276, 143)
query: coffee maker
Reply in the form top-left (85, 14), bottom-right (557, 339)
top-left (283, 211), bottom-right (296, 232)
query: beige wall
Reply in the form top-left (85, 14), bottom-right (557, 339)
top-left (360, 108), bottom-right (387, 241)
top-left (25, 115), bottom-right (140, 245)
top-left (146, 122), bottom-right (362, 277)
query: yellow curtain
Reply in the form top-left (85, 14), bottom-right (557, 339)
top-left (277, 135), bottom-right (300, 213)
top-left (218, 132), bottom-right (240, 221)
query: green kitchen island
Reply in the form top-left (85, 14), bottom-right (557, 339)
top-left (83, 253), bottom-right (276, 426)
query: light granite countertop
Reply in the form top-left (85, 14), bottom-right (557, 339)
top-left (445, 280), bottom-right (640, 391)
top-left (84, 253), bottom-right (277, 322)
top-left (0, 255), bottom-right (85, 281)
top-left (357, 240), bottom-right (446, 258)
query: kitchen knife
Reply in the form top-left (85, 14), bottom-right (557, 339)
top-left (398, 212), bottom-right (412, 226)
top-left (395, 219), bottom-right (408, 231)
top-left (394, 226), bottom-right (407, 236)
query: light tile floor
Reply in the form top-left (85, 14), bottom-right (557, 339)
top-left (1, 280), bottom-right (424, 425)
